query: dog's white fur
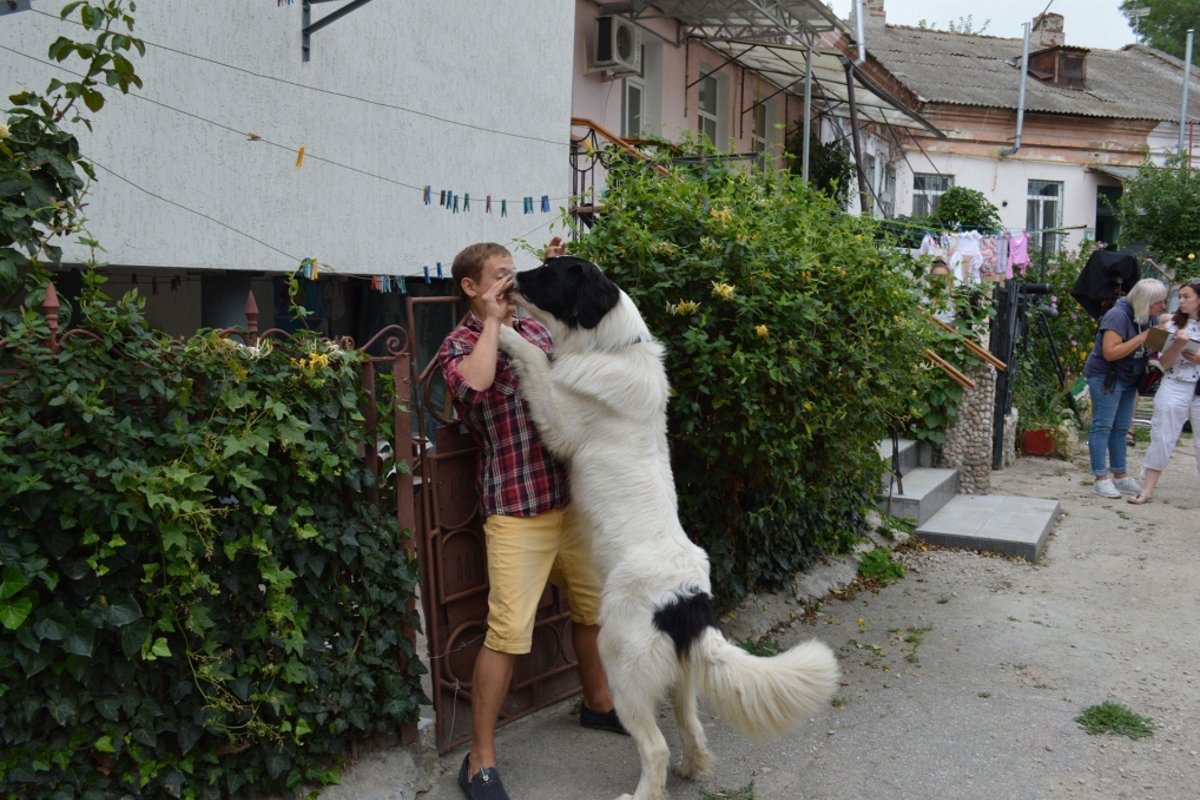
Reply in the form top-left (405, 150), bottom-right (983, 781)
top-left (498, 267), bottom-right (839, 800)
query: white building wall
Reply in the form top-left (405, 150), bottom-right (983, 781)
top-left (897, 153), bottom-right (1105, 251)
top-left (0, 1), bottom-right (574, 276)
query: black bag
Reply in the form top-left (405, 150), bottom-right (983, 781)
top-left (1138, 362), bottom-right (1164, 395)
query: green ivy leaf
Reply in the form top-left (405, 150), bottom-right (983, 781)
top-left (0, 594), bottom-right (34, 630)
top-left (0, 565), bottom-right (28, 600)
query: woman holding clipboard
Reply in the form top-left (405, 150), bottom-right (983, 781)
top-left (1128, 278), bottom-right (1200, 504)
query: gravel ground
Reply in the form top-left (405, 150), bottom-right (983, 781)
top-left (329, 435), bottom-right (1200, 800)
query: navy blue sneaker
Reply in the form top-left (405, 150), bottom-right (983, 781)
top-left (458, 754), bottom-right (510, 800)
top-left (580, 703), bottom-right (630, 736)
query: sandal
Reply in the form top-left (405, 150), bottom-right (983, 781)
top-left (1126, 431), bottom-right (1136, 446)
top-left (1127, 493), bottom-right (1154, 505)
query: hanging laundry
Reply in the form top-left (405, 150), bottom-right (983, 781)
top-left (1008, 231), bottom-right (1032, 277)
top-left (949, 230), bottom-right (983, 285)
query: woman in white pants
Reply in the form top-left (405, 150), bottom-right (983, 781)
top-left (1129, 279), bottom-right (1200, 504)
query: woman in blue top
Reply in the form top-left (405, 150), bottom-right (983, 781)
top-left (1082, 278), bottom-right (1168, 499)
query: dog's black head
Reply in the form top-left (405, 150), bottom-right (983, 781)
top-left (513, 256), bottom-right (621, 330)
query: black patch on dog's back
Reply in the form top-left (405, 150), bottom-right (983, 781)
top-left (652, 588), bottom-right (719, 659)
top-left (514, 256), bottom-right (620, 329)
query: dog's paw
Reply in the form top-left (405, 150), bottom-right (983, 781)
top-left (497, 324), bottom-right (525, 355)
top-left (675, 748), bottom-right (713, 780)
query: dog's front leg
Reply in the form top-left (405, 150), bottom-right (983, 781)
top-left (497, 325), bottom-right (578, 459)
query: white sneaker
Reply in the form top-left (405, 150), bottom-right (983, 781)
top-left (1112, 477), bottom-right (1142, 495)
top-left (1093, 479), bottom-right (1121, 499)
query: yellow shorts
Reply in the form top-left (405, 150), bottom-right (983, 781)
top-left (482, 506), bottom-right (602, 654)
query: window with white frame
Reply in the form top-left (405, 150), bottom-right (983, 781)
top-left (912, 173), bottom-right (953, 217)
top-left (697, 72), bottom-right (719, 143)
top-left (864, 154), bottom-right (877, 217)
top-left (623, 77), bottom-right (644, 139)
top-left (751, 99), bottom-right (769, 167)
top-left (880, 166), bottom-right (897, 218)
top-left (1026, 180), bottom-right (1063, 250)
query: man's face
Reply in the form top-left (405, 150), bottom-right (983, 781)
top-left (465, 254), bottom-right (515, 300)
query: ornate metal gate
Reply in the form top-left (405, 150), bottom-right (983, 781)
top-left (406, 296), bottom-right (582, 754)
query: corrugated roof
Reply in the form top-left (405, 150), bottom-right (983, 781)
top-left (866, 26), bottom-right (1200, 122)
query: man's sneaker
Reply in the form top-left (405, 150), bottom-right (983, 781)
top-left (580, 703), bottom-right (630, 736)
top-left (1112, 477), bottom-right (1142, 495)
top-left (1092, 479), bottom-right (1121, 499)
top-left (459, 755), bottom-right (510, 800)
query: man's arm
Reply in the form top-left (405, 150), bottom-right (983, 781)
top-left (455, 273), bottom-right (515, 391)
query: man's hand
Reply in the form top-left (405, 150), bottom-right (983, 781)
top-left (544, 235), bottom-right (566, 260)
top-left (481, 272), bottom-right (515, 324)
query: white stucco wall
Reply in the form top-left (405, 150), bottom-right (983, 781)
top-left (0, 1), bottom-right (574, 275)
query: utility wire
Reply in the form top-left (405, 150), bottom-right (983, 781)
top-left (29, 6), bottom-right (569, 149)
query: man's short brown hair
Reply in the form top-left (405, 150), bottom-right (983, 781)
top-left (452, 242), bottom-right (511, 300)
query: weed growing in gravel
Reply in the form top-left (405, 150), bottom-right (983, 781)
top-left (735, 637), bottom-right (783, 657)
top-left (858, 548), bottom-right (905, 585)
top-left (1076, 702), bottom-right (1154, 739)
top-left (702, 782), bottom-right (756, 799)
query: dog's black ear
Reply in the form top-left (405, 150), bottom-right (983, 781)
top-left (571, 262), bottom-right (621, 329)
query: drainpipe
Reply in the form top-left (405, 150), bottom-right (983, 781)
top-left (854, 0), bottom-right (866, 64)
top-left (1000, 22), bottom-right (1031, 157)
top-left (1179, 29), bottom-right (1194, 154)
top-left (802, 38), bottom-right (814, 182)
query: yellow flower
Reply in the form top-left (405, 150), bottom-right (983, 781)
top-left (1190, 253), bottom-right (1196, 261)
top-left (711, 281), bottom-right (735, 300)
top-left (754, 324), bottom-right (769, 339)
top-left (0, 122), bottom-right (9, 140)
top-left (709, 206), bottom-right (733, 224)
top-left (666, 300), bottom-right (700, 316)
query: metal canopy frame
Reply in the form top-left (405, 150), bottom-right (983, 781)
top-left (302, 0), bottom-right (376, 62)
top-left (615, 0), bottom-right (850, 43)
top-left (696, 36), bottom-right (944, 138)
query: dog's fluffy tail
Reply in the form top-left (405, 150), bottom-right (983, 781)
top-left (695, 629), bottom-right (839, 740)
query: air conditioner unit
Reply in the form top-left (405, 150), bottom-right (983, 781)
top-left (594, 15), bottom-right (642, 75)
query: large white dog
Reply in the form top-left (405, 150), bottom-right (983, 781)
top-left (498, 256), bottom-right (839, 800)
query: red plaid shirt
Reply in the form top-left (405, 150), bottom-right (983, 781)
top-left (439, 313), bottom-right (568, 517)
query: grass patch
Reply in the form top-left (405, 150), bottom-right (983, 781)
top-left (1075, 701), bottom-right (1154, 739)
top-left (702, 782), bottom-right (755, 799)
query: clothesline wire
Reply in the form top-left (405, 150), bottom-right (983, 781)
top-left (0, 43), bottom-right (575, 206)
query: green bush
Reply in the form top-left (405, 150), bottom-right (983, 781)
top-left (569, 139), bottom-right (950, 603)
top-left (0, 272), bottom-right (424, 798)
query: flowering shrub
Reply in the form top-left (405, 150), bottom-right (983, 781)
top-left (569, 142), bottom-right (950, 601)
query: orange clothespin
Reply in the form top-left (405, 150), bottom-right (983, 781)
top-left (295, 146), bottom-right (305, 167)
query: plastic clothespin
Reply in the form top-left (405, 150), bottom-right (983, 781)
top-left (295, 146), bottom-right (305, 167)
top-left (541, 195), bottom-right (550, 213)
top-left (436, 262), bottom-right (443, 280)
top-left (452, 194), bottom-right (459, 213)
top-left (439, 190), bottom-right (446, 207)
top-left (464, 193), bottom-right (470, 212)
top-left (423, 265), bottom-right (431, 284)
top-left (399, 275), bottom-right (407, 294)
top-left (486, 195), bottom-right (492, 214)
top-left (423, 185), bottom-right (432, 205)
top-left (501, 199), bottom-right (508, 217)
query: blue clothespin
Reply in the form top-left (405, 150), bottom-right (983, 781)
top-left (436, 262), bottom-right (443, 279)
top-left (501, 199), bottom-right (507, 217)
top-left (399, 275), bottom-right (407, 293)
top-left (541, 195), bottom-right (550, 213)
top-left (439, 190), bottom-right (446, 207)
top-left (424, 185), bottom-right (432, 205)
top-left (464, 193), bottom-right (470, 212)
top-left (423, 265), bottom-right (431, 284)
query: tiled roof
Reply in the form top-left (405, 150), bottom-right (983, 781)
top-left (866, 25), bottom-right (1200, 122)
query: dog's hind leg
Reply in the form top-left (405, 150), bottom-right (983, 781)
top-left (670, 671), bottom-right (712, 780)
top-left (611, 688), bottom-right (670, 800)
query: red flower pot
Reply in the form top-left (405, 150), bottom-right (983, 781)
top-left (1021, 428), bottom-right (1055, 456)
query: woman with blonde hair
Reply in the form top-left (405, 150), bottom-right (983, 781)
top-left (1082, 278), bottom-right (1169, 498)
top-left (1128, 278), bottom-right (1200, 503)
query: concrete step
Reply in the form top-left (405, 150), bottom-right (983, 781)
top-left (875, 437), bottom-right (928, 478)
top-left (914, 495), bottom-right (1060, 561)
top-left (876, 467), bottom-right (959, 526)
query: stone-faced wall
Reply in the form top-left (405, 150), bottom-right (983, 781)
top-left (939, 361), bottom-right (998, 494)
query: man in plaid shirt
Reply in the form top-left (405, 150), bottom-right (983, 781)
top-left (439, 239), bottom-right (623, 800)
